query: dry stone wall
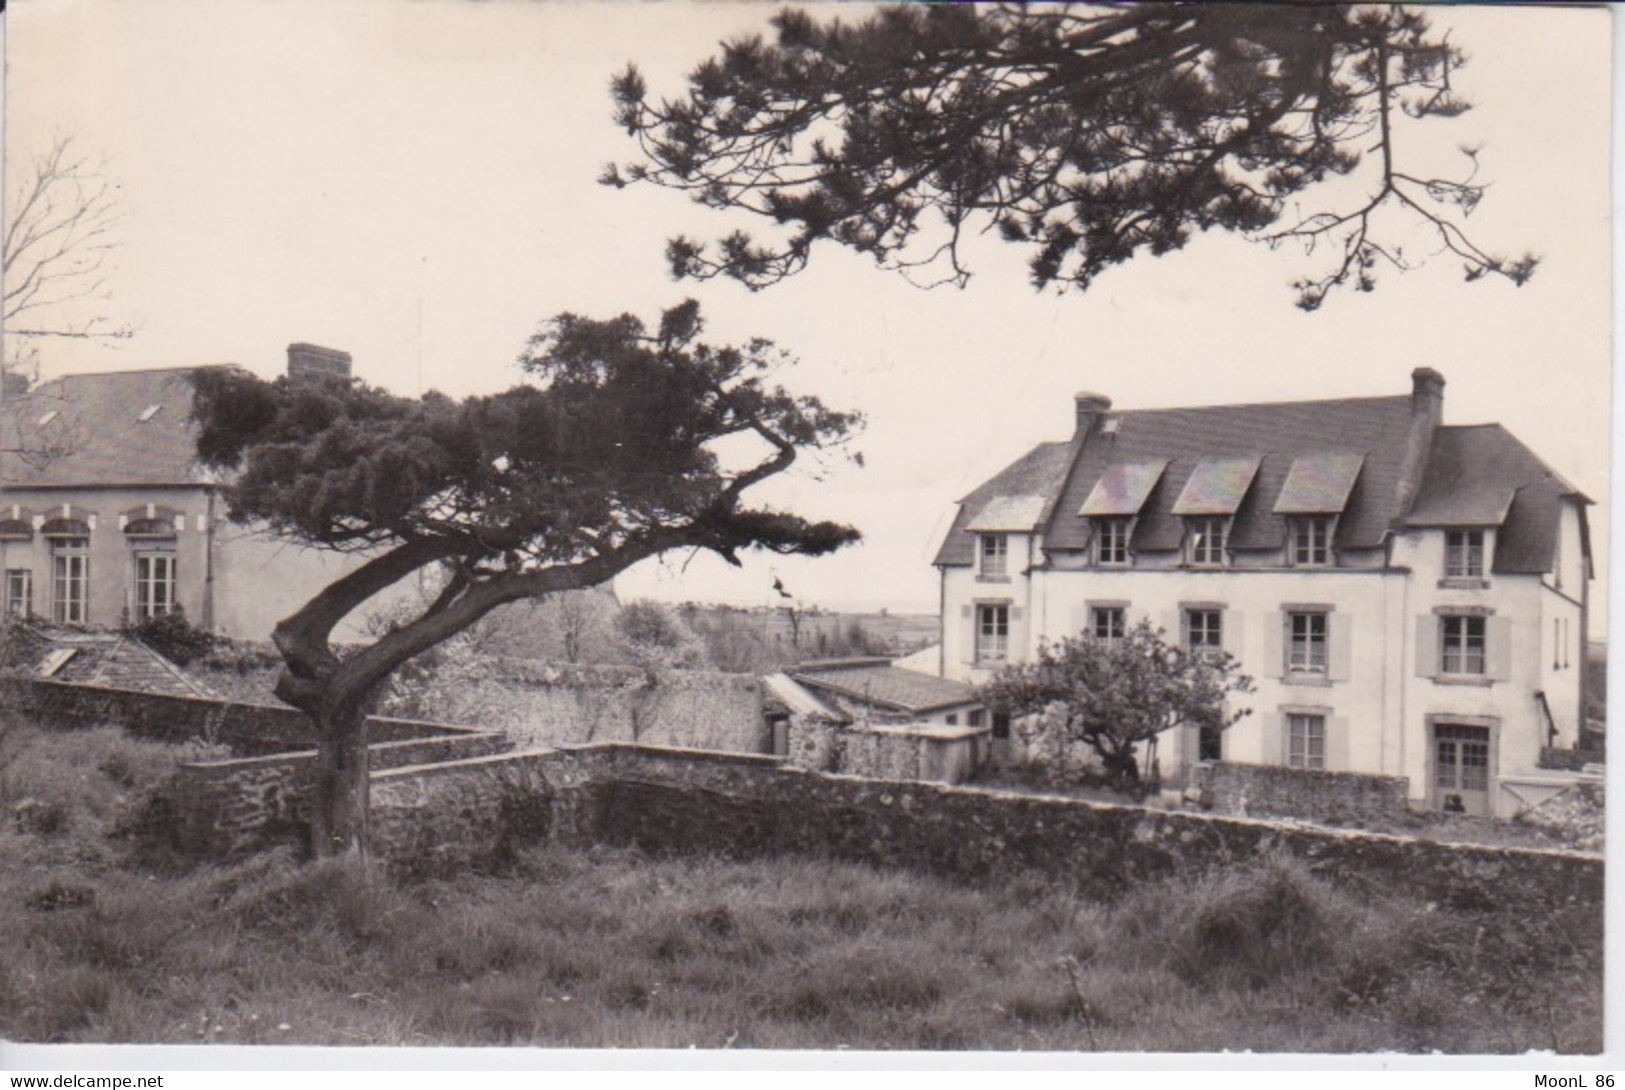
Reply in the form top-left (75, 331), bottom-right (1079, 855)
top-left (386, 659), bottom-right (770, 755)
top-left (153, 730), bottom-right (512, 858)
top-left (228, 741), bottom-right (1603, 921)
top-left (583, 746), bottom-right (1601, 918)
top-left (2, 676), bottom-right (474, 755)
top-left (1192, 761), bottom-right (1411, 826)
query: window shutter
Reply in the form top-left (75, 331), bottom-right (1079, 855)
top-left (1274, 713), bottom-right (1291, 766)
top-left (1071, 603), bottom-right (1090, 639)
top-left (1223, 610), bottom-right (1243, 659)
top-left (1165, 611), bottom-right (1183, 645)
top-left (1328, 613), bottom-right (1353, 682)
top-left (961, 604), bottom-right (976, 664)
top-left (1415, 615), bottom-right (1438, 678)
top-left (1328, 716), bottom-right (1350, 772)
top-left (1264, 613), bottom-right (1285, 679)
top-left (1486, 616), bottom-right (1514, 681)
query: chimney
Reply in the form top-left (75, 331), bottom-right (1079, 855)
top-left (286, 343), bottom-right (353, 383)
top-left (1394, 367), bottom-right (1446, 517)
top-left (1074, 391), bottom-right (1112, 436)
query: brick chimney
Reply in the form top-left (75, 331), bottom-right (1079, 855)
top-left (1074, 391), bottom-right (1112, 436)
top-left (1394, 367), bottom-right (1445, 517)
top-left (286, 343), bottom-right (353, 382)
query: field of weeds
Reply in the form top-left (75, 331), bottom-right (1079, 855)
top-left (0, 718), bottom-right (1604, 1053)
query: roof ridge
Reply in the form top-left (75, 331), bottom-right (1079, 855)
top-left (1108, 391), bottom-right (1409, 417)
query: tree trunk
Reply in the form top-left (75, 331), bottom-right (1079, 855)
top-left (1099, 745), bottom-right (1141, 797)
top-left (309, 703), bottom-right (370, 857)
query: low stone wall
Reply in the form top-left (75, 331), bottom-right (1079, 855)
top-left (2, 675), bottom-right (480, 755)
top-left (581, 746), bottom-right (1600, 917)
top-left (155, 729), bottom-right (512, 858)
top-left (785, 719), bottom-right (984, 784)
top-left (1192, 761), bottom-right (1410, 826)
top-left (385, 659), bottom-right (770, 755)
top-left (1539, 746), bottom-right (1606, 772)
top-left (279, 743), bottom-right (1604, 919)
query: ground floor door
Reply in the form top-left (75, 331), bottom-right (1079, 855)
top-left (1432, 723), bottom-right (1492, 816)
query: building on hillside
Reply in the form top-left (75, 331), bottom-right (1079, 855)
top-left (933, 369), bottom-right (1593, 817)
top-left (0, 344), bottom-right (381, 641)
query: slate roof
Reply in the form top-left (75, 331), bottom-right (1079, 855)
top-left (933, 441), bottom-right (1074, 566)
top-left (0, 367), bottom-right (226, 488)
top-left (1409, 425), bottom-right (1587, 574)
top-left (762, 672), bottom-right (846, 721)
top-left (1045, 395), bottom-right (1415, 554)
top-left (790, 659), bottom-right (977, 715)
top-left (935, 385), bottom-right (1586, 575)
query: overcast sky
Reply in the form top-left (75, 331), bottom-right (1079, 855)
top-left (4, 1), bottom-right (1612, 625)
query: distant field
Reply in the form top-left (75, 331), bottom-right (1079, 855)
top-left (720, 609), bottom-right (939, 656)
top-left (0, 722), bottom-right (1601, 1052)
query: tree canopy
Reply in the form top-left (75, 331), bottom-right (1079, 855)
top-left (191, 300), bottom-right (860, 853)
top-left (979, 619), bottom-right (1253, 793)
top-left (607, 4), bottom-right (1534, 309)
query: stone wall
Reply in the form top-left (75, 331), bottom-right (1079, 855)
top-left (151, 730), bottom-right (512, 858)
top-left (206, 742), bottom-right (1602, 919)
top-left (581, 746), bottom-right (1600, 917)
top-left (782, 718), bottom-right (984, 783)
top-left (2, 675), bottom-right (479, 755)
top-left (384, 658), bottom-right (770, 755)
top-left (1192, 760), bottom-right (1411, 826)
top-left (1539, 746), bottom-right (1606, 772)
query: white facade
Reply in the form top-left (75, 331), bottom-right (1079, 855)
top-left (934, 372), bottom-right (1592, 818)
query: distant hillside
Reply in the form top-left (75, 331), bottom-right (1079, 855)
top-left (678, 605), bottom-right (938, 660)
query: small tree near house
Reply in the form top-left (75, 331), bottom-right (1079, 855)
top-left (979, 619), bottom-right (1254, 796)
top-left (189, 300), bottom-right (860, 856)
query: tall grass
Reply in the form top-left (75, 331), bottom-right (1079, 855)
top-left (0, 718), bottom-right (1604, 1052)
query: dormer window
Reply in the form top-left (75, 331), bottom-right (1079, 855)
top-left (1291, 516), bottom-right (1335, 567)
top-left (979, 534), bottom-right (1008, 578)
top-left (1273, 453), bottom-right (1362, 570)
top-left (1185, 517), bottom-right (1228, 567)
top-left (1079, 460), bottom-right (1165, 569)
top-left (1093, 518), bottom-right (1131, 566)
top-left (1445, 530), bottom-right (1485, 579)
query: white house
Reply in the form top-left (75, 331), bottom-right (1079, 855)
top-left (933, 369), bottom-right (1593, 817)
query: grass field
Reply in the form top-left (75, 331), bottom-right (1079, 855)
top-left (0, 721), bottom-right (1604, 1053)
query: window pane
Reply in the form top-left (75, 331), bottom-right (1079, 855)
top-left (52, 538), bottom-right (88, 624)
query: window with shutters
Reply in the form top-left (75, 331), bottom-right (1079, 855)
top-left (975, 603), bottom-right (1009, 664)
top-left (1440, 614), bottom-right (1487, 676)
top-left (1287, 611), bottom-right (1327, 676)
top-left (1090, 606), bottom-right (1125, 643)
top-left (1287, 713), bottom-right (1326, 770)
top-left (1185, 608), bottom-right (1223, 660)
